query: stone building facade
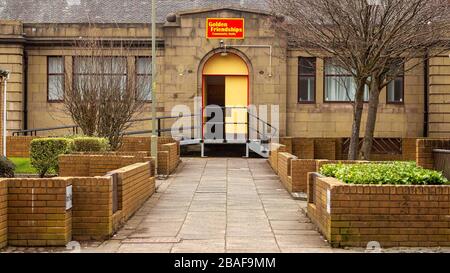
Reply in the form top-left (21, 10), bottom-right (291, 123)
top-left (0, 1), bottom-right (449, 141)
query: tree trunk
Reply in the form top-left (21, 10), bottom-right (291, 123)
top-left (348, 82), bottom-right (366, 160)
top-left (361, 80), bottom-right (381, 160)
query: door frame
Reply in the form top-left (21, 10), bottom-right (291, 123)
top-left (201, 74), bottom-right (250, 140)
top-left (201, 52), bottom-right (250, 140)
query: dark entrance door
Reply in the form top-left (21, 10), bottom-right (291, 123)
top-left (204, 76), bottom-right (225, 141)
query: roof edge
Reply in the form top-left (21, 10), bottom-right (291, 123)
top-left (177, 6), bottom-right (271, 17)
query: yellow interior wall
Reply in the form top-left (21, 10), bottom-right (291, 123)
top-left (203, 53), bottom-right (248, 75)
top-left (225, 76), bottom-right (248, 135)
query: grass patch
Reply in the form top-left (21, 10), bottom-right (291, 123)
top-left (8, 157), bottom-right (37, 174)
top-left (320, 161), bottom-right (449, 185)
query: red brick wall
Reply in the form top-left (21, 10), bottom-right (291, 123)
top-left (119, 136), bottom-right (179, 153)
top-left (159, 143), bottom-right (180, 175)
top-left (308, 176), bottom-right (450, 248)
top-left (314, 138), bottom-right (336, 160)
top-left (277, 152), bottom-right (296, 192)
top-left (292, 138), bottom-right (314, 159)
top-left (279, 137), bottom-right (417, 161)
top-left (59, 154), bottom-right (153, 177)
top-left (6, 136), bottom-right (40, 157)
top-left (111, 162), bottom-right (155, 226)
top-left (290, 159), bottom-right (317, 193)
top-left (0, 180), bottom-right (6, 249)
top-left (269, 144), bottom-right (287, 174)
top-left (71, 177), bottom-right (113, 241)
top-left (7, 178), bottom-right (72, 247)
top-left (416, 139), bottom-right (450, 170)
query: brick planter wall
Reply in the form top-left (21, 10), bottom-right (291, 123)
top-left (71, 162), bottom-right (155, 241)
top-left (110, 162), bottom-right (156, 227)
top-left (268, 144), bottom-right (287, 174)
top-left (71, 177), bottom-right (113, 241)
top-left (59, 154), bottom-right (153, 177)
top-left (274, 152), bottom-right (370, 194)
top-left (277, 137), bottom-right (417, 161)
top-left (0, 155), bottom-right (156, 247)
top-left (307, 175), bottom-right (450, 248)
top-left (416, 139), bottom-right (450, 170)
top-left (6, 136), bottom-right (40, 157)
top-left (6, 178), bottom-right (72, 247)
top-left (0, 181), bottom-right (6, 249)
top-left (6, 136), bottom-right (180, 175)
top-left (158, 143), bottom-right (180, 175)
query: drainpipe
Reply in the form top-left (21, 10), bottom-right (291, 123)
top-left (23, 51), bottom-right (28, 133)
top-left (2, 71), bottom-right (9, 157)
top-left (424, 52), bottom-right (429, 138)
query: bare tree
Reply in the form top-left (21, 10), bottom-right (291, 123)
top-left (62, 36), bottom-right (150, 150)
top-left (360, 0), bottom-right (449, 160)
top-left (269, 0), bottom-right (449, 160)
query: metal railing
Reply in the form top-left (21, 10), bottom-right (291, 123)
top-left (11, 107), bottom-right (277, 145)
top-left (12, 114), bottom-right (196, 137)
top-left (201, 106), bottom-right (277, 144)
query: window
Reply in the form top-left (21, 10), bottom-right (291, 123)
top-left (73, 57), bottom-right (127, 95)
top-left (298, 57), bottom-right (316, 103)
top-left (324, 59), bottom-right (369, 102)
top-left (136, 57), bottom-right (152, 101)
top-left (48, 56), bottom-right (65, 102)
top-left (387, 61), bottom-right (404, 104)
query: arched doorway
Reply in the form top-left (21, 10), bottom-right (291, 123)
top-left (202, 53), bottom-right (249, 142)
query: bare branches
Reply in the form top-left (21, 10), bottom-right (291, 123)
top-left (269, 0), bottom-right (450, 159)
top-left (62, 32), bottom-right (149, 150)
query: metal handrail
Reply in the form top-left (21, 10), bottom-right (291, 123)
top-left (12, 114), bottom-right (198, 136)
top-left (12, 106), bottom-right (278, 142)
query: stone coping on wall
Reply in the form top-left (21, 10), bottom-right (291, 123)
top-left (307, 174), bottom-right (450, 248)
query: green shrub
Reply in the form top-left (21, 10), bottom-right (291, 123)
top-left (71, 137), bottom-right (110, 152)
top-left (0, 156), bottom-right (15, 178)
top-left (30, 138), bottom-right (73, 177)
top-left (320, 162), bottom-right (449, 185)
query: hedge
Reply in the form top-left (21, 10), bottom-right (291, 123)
top-left (30, 138), bottom-right (73, 177)
top-left (71, 137), bottom-right (110, 152)
top-left (320, 162), bottom-right (449, 185)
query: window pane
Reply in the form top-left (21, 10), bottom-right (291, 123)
top-left (325, 76), bottom-right (356, 101)
top-left (48, 75), bottom-right (64, 101)
top-left (138, 75), bottom-right (152, 100)
top-left (111, 57), bottom-right (127, 74)
top-left (388, 78), bottom-right (404, 103)
top-left (299, 58), bottom-right (316, 75)
top-left (137, 57), bottom-right (152, 75)
top-left (299, 77), bottom-right (315, 102)
top-left (325, 61), bottom-right (349, 75)
top-left (48, 57), bottom-right (64, 74)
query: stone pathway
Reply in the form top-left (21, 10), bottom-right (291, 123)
top-left (87, 158), bottom-right (340, 253)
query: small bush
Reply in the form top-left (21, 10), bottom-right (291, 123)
top-left (0, 156), bottom-right (15, 178)
top-left (72, 137), bottom-right (110, 152)
top-left (30, 138), bottom-right (73, 177)
top-left (320, 162), bottom-right (449, 185)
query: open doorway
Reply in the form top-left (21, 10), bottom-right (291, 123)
top-left (204, 76), bottom-right (225, 140)
top-left (202, 53), bottom-right (249, 143)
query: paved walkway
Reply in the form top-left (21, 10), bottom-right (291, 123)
top-left (89, 158), bottom-right (337, 253)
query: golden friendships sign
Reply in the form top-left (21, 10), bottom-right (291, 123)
top-left (206, 18), bottom-right (245, 39)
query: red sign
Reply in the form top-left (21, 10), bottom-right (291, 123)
top-left (206, 18), bottom-right (245, 39)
